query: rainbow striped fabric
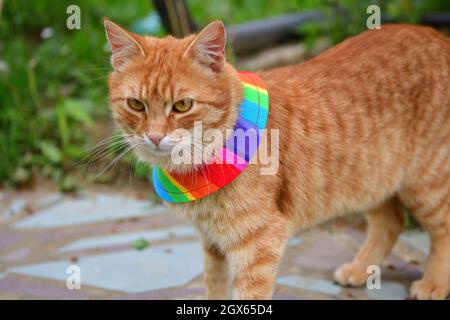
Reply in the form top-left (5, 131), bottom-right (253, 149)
top-left (152, 71), bottom-right (269, 203)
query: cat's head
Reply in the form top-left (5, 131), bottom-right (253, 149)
top-left (104, 19), bottom-right (242, 173)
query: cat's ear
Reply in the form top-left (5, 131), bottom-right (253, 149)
top-left (104, 19), bottom-right (145, 71)
top-left (184, 20), bottom-right (226, 72)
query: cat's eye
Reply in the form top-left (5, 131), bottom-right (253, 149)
top-left (127, 98), bottom-right (145, 111)
top-left (173, 99), bottom-right (193, 113)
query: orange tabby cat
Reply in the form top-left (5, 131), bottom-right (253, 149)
top-left (104, 20), bottom-right (450, 300)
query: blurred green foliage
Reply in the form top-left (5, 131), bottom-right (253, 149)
top-left (189, 0), bottom-right (321, 24)
top-left (0, 0), bottom-right (152, 189)
top-left (0, 0), bottom-right (449, 190)
top-left (189, 0), bottom-right (450, 43)
top-left (297, 0), bottom-right (450, 46)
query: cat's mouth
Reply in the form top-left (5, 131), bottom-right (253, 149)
top-left (146, 148), bottom-right (173, 156)
top-left (131, 136), bottom-right (220, 171)
top-left (137, 143), bottom-right (173, 158)
top-left (142, 136), bottom-right (173, 156)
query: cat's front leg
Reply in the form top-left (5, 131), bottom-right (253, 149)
top-left (203, 242), bottom-right (230, 299)
top-left (227, 216), bottom-right (290, 300)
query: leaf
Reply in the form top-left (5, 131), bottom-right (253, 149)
top-left (92, 173), bottom-right (113, 184)
top-left (133, 161), bottom-right (150, 178)
top-left (56, 102), bottom-right (69, 148)
top-left (51, 168), bottom-right (63, 181)
top-left (39, 141), bottom-right (63, 164)
top-left (12, 167), bottom-right (31, 185)
top-left (64, 145), bottom-right (86, 160)
top-left (133, 238), bottom-right (150, 250)
top-left (59, 175), bottom-right (79, 193)
top-left (62, 99), bottom-right (94, 128)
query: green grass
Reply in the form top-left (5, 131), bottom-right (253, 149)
top-left (0, 0), bottom-right (449, 190)
top-left (0, 1), bottom-right (152, 189)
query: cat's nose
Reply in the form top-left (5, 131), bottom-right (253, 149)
top-left (147, 134), bottom-right (164, 146)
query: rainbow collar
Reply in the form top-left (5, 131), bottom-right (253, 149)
top-left (152, 71), bottom-right (269, 203)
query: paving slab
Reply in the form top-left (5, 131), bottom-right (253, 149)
top-left (9, 242), bottom-right (203, 293)
top-left (1, 198), bottom-right (27, 222)
top-left (34, 194), bottom-right (64, 210)
top-left (0, 274), bottom-right (91, 299)
top-left (294, 233), bottom-right (354, 271)
top-left (14, 193), bottom-right (166, 229)
top-left (58, 225), bottom-right (198, 253)
top-left (366, 281), bottom-right (408, 300)
top-left (287, 237), bottom-right (302, 247)
top-left (277, 275), bottom-right (342, 295)
top-left (114, 287), bottom-right (205, 300)
top-left (399, 231), bottom-right (430, 254)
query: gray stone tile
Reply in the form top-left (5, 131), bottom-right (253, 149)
top-left (114, 287), bottom-right (205, 300)
top-left (59, 225), bottom-right (198, 253)
top-left (35, 193), bottom-right (64, 210)
top-left (400, 231), bottom-right (430, 254)
top-left (383, 254), bottom-right (423, 282)
top-left (366, 281), bottom-right (407, 300)
top-left (9, 242), bottom-right (203, 293)
top-left (1, 198), bottom-right (27, 221)
top-left (0, 275), bottom-right (90, 299)
top-left (295, 234), bottom-right (354, 270)
top-left (273, 292), bottom-right (303, 300)
top-left (277, 275), bottom-right (342, 295)
top-left (14, 193), bottom-right (167, 229)
top-left (287, 237), bottom-right (302, 247)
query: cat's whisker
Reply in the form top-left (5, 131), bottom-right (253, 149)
top-left (74, 143), bottom-right (125, 172)
top-left (84, 143), bottom-right (128, 167)
top-left (79, 138), bottom-right (132, 168)
top-left (83, 134), bottom-right (136, 154)
top-left (89, 138), bottom-right (138, 170)
top-left (93, 142), bottom-right (139, 180)
top-left (82, 134), bottom-right (136, 157)
top-left (128, 153), bottom-right (138, 186)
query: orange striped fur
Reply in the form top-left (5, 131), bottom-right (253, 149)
top-left (106, 21), bottom-right (450, 300)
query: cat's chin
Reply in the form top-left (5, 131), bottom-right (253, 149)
top-left (133, 148), bottom-right (171, 166)
top-left (133, 148), bottom-right (208, 175)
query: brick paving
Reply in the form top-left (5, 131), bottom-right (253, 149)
top-left (0, 190), bottom-right (435, 300)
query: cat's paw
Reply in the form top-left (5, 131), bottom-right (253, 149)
top-left (333, 262), bottom-right (368, 287)
top-left (410, 279), bottom-right (449, 300)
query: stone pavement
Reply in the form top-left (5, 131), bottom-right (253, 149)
top-left (0, 190), bottom-right (435, 300)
